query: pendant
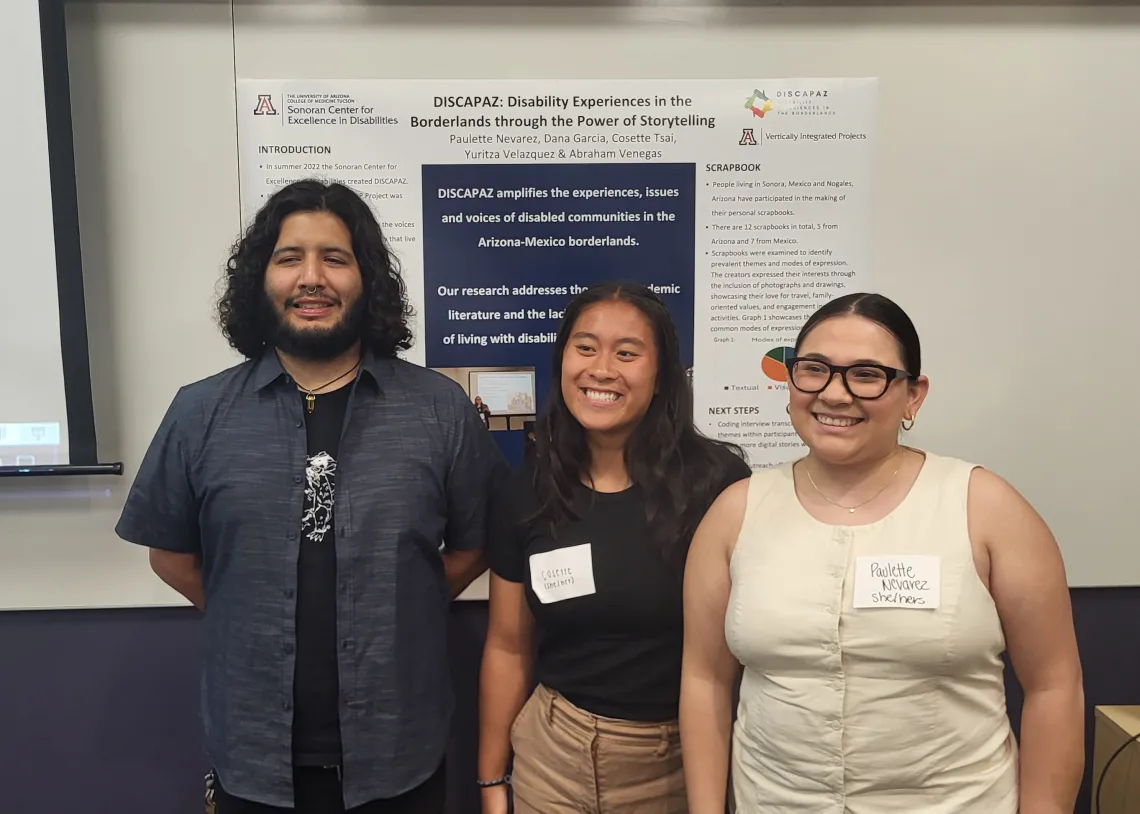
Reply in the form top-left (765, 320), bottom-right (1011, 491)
top-left (849, 507), bottom-right (856, 513)
top-left (305, 393), bottom-right (315, 414)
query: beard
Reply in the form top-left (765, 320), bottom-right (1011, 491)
top-left (259, 291), bottom-right (367, 360)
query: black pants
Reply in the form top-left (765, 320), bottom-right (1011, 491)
top-left (212, 761), bottom-right (446, 814)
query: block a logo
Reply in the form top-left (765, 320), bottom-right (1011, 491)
top-left (254, 94), bottom-right (278, 115)
top-left (739, 128), bottom-right (758, 146)
top-left (744, 89), bottom-right (773, 119)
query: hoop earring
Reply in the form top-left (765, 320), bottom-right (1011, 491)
top-left (901, 417), bottom-right (915, 432)
top-left (786, 404), bottom-right (791, 415)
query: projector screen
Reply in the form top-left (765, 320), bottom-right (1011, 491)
top-left (1, 0), bottom-right (100, 473)
top-left (469, 370), bottom-right (537, 416)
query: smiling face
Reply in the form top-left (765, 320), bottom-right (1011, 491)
top-left (788, 314), bottom-right (928, 465)
top-left (262, 210), bottom-right (365, 359)
top-left (560, 299), bottom-right (659, 442)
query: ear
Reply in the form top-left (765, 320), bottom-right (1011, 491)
top-left (905, 374), bottom-right (930, 420)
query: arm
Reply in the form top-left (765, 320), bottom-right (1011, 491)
top-left (478, 573), bottom-right (535, 812)
top-left (969, 468), bottom-right (1085, 814)
top-left (441, 388), bottom-right (510, 597)
top-left (115, 387), bottom-right (204, 607)
top-left (442, 548), bottom-right (486, 599)
top-left (680, 480), bottom-right (749, 814)
top-left (150, 549), bottom-right (205, 610)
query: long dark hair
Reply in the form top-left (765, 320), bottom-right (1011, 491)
top-left (531, 282), bottom-right (746, 568)
top-left (216, 179), bottom-right (414, 359)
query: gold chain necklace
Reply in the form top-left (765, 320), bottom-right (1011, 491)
top-left (803, 454), bottom-right (902, 514)
top-left (297, 359), bottom-right (361, 414)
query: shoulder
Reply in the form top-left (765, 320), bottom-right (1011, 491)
top-left (966, 464), bottom-right (1041, 529)
top-left (154, 358), bottom-right (258, 435)
top-left (713, 441), bottom-right (754, 485)
top-left (178, 358), bottom-right (257, 403)
top-left (369, 358), bottom-right (480, 438)
top-left (689, 476), bottom-right (752, 563)
top-left (495, 459), bottom-right (539, 505)
top-left (686, 438), bottom-right (753, 495)
top-left (960, 461), bottom-right (1059, 566)
top-left (377, 357), bottom-right (470, 403)
top-left (714, 476), bottom-right (752, 515)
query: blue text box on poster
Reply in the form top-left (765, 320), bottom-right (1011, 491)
top-left (421, 162), bottom-right (695, 409)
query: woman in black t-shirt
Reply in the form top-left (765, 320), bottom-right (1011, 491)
top-left (477, 283), bottom-right (751, 814)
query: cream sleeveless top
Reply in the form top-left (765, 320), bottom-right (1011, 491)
top-left (725, 452), bottom-right (1018, 813)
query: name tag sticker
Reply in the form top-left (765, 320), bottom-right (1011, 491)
top-left (853, 555), bottom-right (940, 610)
top-left (529, 543), bottom-right (596, 604)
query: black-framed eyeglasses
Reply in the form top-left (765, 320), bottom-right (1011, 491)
top-left (785, 357), bottom-right (914, 400)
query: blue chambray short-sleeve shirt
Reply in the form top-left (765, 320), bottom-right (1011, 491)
top-left (115, 349), bottom-right (509, 808)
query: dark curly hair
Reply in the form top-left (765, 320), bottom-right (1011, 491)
top-left (216, 179), bottom-right (414, 359)
top-left (530, 282), bottom-right (747, 571)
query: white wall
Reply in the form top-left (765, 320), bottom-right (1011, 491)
top-left (2, 1), bottom-right (1138, 610)
top-left (0, 2), bottom-right (240, 610)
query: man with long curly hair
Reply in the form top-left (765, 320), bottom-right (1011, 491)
top-left (115, 180), bottom-right (508, 814)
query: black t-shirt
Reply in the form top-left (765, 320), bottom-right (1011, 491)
top-left (292, 382), bottom-right (352, 766)
top-left (486, 446), bottom-right (751, 722)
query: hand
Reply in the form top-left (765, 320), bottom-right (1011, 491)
top-left (481, 783), bottom-right (509, 814)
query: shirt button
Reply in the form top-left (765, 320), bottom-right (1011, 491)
top-left (283, 700), bottom-right (292, 711)
top-left (341, 640), bottom-right (351, 651)
top-left (284, 643), bottom-right (294, 655)
top-left (296, 421), bottom-right (303, 429)
top-left (293, 475), bottom-right (302, 484)
top-left (287, 531), bottom-right (297, 541)
top-left (284, 588), bottom-right (294, 599)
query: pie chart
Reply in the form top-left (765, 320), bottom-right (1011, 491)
top-left (761, 346), bottom-right (794, 382)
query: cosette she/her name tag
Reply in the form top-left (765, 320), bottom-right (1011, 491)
top-left (853, 555), bottom-right (940, 609)
top-left (529, 543), bottom-right (597, 604)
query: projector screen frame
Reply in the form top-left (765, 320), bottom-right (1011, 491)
top-left (468, 369), bottom-right (537, 417)
top-left (10, 0), bottom-right (121, 478)
top-left (0, 462), bottom-right (123, 479)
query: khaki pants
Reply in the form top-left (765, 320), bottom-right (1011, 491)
top-left (509, 683), bottom-right (687, 814)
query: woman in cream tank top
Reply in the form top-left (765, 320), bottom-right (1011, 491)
top-left (678, 293), bottom-right (1085, 814)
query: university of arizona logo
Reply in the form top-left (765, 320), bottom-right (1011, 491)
top-left (254, 94), bottom-right (277, 115)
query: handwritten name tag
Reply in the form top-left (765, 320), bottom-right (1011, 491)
top-left (529, 543), bottom-right (596, 604)
top-left (853, 555), bottom-right (940, 609)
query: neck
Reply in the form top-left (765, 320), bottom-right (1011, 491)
top-left (276, 342), bottom-right (362, 392)
top-left (585, 431), bottom-right (630, 492)
top-left (806, 445), bottom-right (906, 494)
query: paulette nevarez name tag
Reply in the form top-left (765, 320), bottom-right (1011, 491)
top-left (853, 555), bottom-right (940, 609)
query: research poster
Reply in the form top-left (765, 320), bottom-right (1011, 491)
top-left (236, 78), bottom-right (877, 468)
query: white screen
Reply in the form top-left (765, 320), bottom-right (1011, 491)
top-left (470, 371), bottom-right (536, 416)
top-left (0, 0), bottom-right (70, 467)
